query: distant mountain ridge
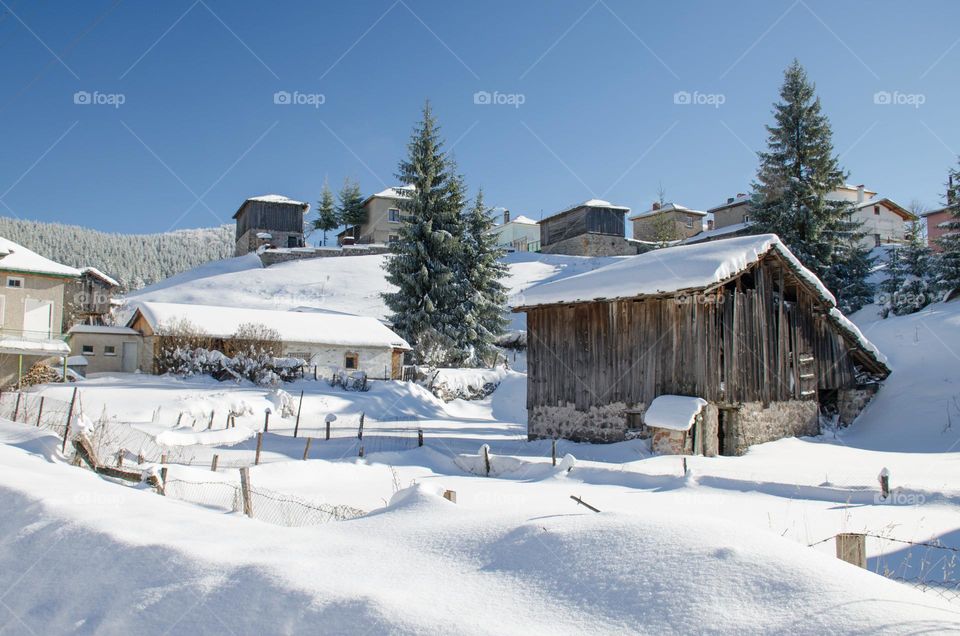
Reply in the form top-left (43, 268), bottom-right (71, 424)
top-left (0, 217), bottom-right (233, 290)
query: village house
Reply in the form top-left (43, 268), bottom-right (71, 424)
top-left (66, 324), bottom-right (141, 375)
top-left (486, 209), bottom-right (540, 252)
top-left (123, 301), bottom-right (411, 380)
top-left (702, 185), bottom-right (915, 248)
top-left (921, 205), bottom-right (955, 253)
top-left (234, 195), bottom-right (310, 256)
top-left (514, 234), bottom-right (890, 455)
top-left (539, 199), bottom-right (644, 257)
top-left (0, 237), bottom-right (79, 387)
top-left (337, 186), bottom-right (414, 246)
top-left (629, 202), bottom-right (707, 242)
top-left (64, 267), bottom-right (120, 328)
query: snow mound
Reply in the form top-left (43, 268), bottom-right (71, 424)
top-left (0, 420), bottom-right (61, 461)
top-left (644, 395), bottom-right (708, 431)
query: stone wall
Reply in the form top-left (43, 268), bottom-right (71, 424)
top-left (259, 245), bottom-right (391, 267)
top-left (528, 401), bottom-right (638, 442)
top-left (838, 385), bottom-right (878, 425)
top-left (728, 400), bottom-right (819, 455)
top-left (540, 233), bottom-right (647, 257)
top-left (235, 229), bottom-right (304, 257)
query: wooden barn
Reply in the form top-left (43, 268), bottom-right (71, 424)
top-left (513, 234), bottom-right (890, 455)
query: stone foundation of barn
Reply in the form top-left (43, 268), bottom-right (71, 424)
top-left (837, 385), bottom-right (879, 425)
top-left (539, 233), bottom-right (648, 257)
top-left (529, 399), bottom-right (819, 455)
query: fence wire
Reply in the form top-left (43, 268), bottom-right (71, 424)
top-left (164, 478), bottom-right (366, 527)
top-left (0, 390), bottom-right (72, 439)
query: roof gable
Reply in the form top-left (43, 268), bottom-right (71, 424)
top-left (0, 237), bottom-right (80, 278)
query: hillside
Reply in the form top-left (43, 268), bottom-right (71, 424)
top-left (0, 217), bottom-right (233, 289)
top-left (126, 250), bottom-right (621, 330)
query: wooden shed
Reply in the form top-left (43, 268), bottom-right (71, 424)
top-left (234, 195), bottom-right (309, 256)
top-left (513, 234), bottom-right (890, 455)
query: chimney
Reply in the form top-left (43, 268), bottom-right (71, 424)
top-left (707, 219), bottom-right (715, 231)
top-left (726, 197), bottom-right (735, 204)
top-left (857, 184), bottom-right (865, 204)
top-left (949, 175), bottom-right (955, 206)
top-left (503, 209), bottom-right (510, 224)
top-left (652, 201), bottom-right (661, 211)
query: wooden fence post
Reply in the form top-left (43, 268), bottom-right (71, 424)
top-left (358, 444), bottom-right (364, 458)
top-left (207, 411), bottom-right (215, 430)
top-left (443, 490), bottom-right (457, 503)
top-left (418, 428), bottom-right (424, 447)
top-left (255, 432), bottom-right (264, 465)
top-left (293, 390), bottom-right (304, 438)
top-left (158, 467), bottom-right (168, 496)
top-left (211, 454), bottom-right (219, 472)
top-left (36, 396), bottom-right (44, 426)
top-left (325, 413), bottom-right (335, 440)
top-left (483, 445), bottom-right (491, 477)
top-left (835, 533), bottom-right (867, 568)
top-left (357, 412), bottom-right (365, 440)
top-left (302, 437), bottom-right (313, 461)
top-left (176, 412), bottom-right (183, 427)
top-left (116, 449), bottom-right (124, 468)
top-left (161, 452), bottom-right (168, 464)
top-left (551, 439), bottom-right (557, 467)
top-left (13, 392), bottom-right (21, 422)
top-left (61, 387), bottom-right (78, 453)
top-left (239, 467), bottom-right (253, 518)
top-left (263, 410), bottom-right (271, 432)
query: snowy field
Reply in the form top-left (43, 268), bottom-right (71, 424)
top-left (1, 258), bottom-right (960, 631)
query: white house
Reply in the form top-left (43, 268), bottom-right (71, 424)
top-left (124, 301), bottom-right (411, 380)
top-left (486, 210), bottom-right (540, 252)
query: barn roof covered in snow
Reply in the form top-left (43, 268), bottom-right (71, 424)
top-left (515, 233), bottom-right (889, 373)
top-left (127, 301), bottom-right (410, 350)
top-left (0, 237), bottom-right (81, 278)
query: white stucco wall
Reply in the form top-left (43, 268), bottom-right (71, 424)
top-left (283, 342), bottom-right (399, 380)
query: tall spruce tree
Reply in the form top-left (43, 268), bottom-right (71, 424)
top-left (936, 163), bottom-right (960, 296)
top-left (458, 188), bottom-right (509, 364)
top-left (890, 220), bottom-right (934, 315)
top-left (383, 102), bottom-right (468, 366)
top-left (313, 179), bottom-right (339, 246)
top-left (337, 178), bottom-right (366, 240)
top-left (750, 60), bottom-right (873, 311)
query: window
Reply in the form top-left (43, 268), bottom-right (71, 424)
top-left (6, 276), bottom-right (24, 289)
top-left (743, 214), bottom-right (750, 223)
top-left (874, 234), bottom-right (881, 247)
top-left (685, 217), bottom-right (694, 229)
top-left (388, 208), bottom-right (401, 223)
top-left (81, 344), bottom-right (94, 356)
top-left (104, 345), bottom-right (117, 356)
top-left (344, 352), bottom-right (359, 369)
top-left (388, 234), bottom-right (400, 244)
top-left (874, 206), bottom-right (880, 216)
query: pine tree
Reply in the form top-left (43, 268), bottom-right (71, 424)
top-left (650, 183), bottom-right (680, 248)
top-left (750, 60), bottom-right (873, 310)
top-left (382, 102), bottom-right (468, 366)
top-left (313, 179), bottom-right (340, 246)
top-left (936, 163), bottom-right (960, 296)
top-left (337, 178), bottom-right (366, 241)
top-left (458, 188), bottom-right (509, 364)
top-left (892, 220), bottom-right (934, 315)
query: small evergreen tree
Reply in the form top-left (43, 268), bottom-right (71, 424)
top-left (650, 184), bottom-right (680, 248)
top-left (383, 102), bottom-right (467, 366)
top-left (458, 188), bottom-right (509, 364)
top-left (750, 60), bottom-right (873, 310)
top-left (936, 163), bottom-right (960, 296)
top-left (313, 179), bottom-right (340, 246)
top-left (337, 178), bottom-right (366, 241)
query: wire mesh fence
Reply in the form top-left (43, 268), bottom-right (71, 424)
top-left (887, 577), bottom-right (960, 604)
top-left (0, 389), bottom-right (73, 438)
top-left (164, 478), bottom-right (366, 527)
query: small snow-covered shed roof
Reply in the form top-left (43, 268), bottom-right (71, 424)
top-left (644, 395), bottom-right (708, 431)
top-left (541, 199), bottom-right (630, 222)
top-left (0, 237), bottom-right (80, 278)
top-left (628, 203), bottom-right (707, 221)
top-left (68, 325), bottom-right (140, 336)
top-left (127, 301), bottom-right (411, 350)
top-left (232, 195), bottom-right (309, 219)
top-left (81, 267), bottom-right (119, 287)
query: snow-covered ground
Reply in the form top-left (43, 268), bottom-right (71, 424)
top-left (2, 253), bottom-right (960, 632)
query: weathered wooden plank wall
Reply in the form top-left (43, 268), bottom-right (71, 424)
top-left (525, 258), bottom-right (860, 413)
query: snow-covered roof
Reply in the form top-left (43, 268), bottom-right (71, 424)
top-left (852, 197), bottom-right (916, 220)
top-left (543, 199), bottom-right (630, 221)
top-left (66, 355), bottom-right (88, 366)
top-left (644, 395), bottom-right (708, 431)
top-left (0, 336), bottom-right (70, 356)
top-left (516, 234), bottom-right (889, 374)
top-left (683, 221), bottom-right (753, 244)
top-left (366, 185), bottom-right (414, 202)
top-left (0, 237), bottom-right (80, 278)
top-left (707, 194), bottom-right (752, 213)
top-left (509, 215), bottom-right (538, 225)
top-left (516, 234), bottom-right (833, 307)
top-left (68, 325), bottom-right (139, 336)
top-left (628, 203), bottom-right (707, 220)
top-left (81, 267), bottom-right (119, 287)
top-left (246, 194), bottom-right (309, 206)
top-left (128, 301), bottom-right (410, 350)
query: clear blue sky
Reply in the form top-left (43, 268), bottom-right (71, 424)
top-left (1, 0), bottom-right (958, 235)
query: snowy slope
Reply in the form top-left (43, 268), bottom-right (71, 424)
top-left (0, 424), bottom-right (956, 634)
top-left (126, 251), bottom-right (619, 328)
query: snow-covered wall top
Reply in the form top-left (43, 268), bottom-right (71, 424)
top-left (130, 301), bottom-right (410, 350)
top-left (0, 236), bottom-right (81, 278)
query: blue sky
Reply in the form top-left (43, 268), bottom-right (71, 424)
top-left (1, 0), bottom-right (958, 236)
